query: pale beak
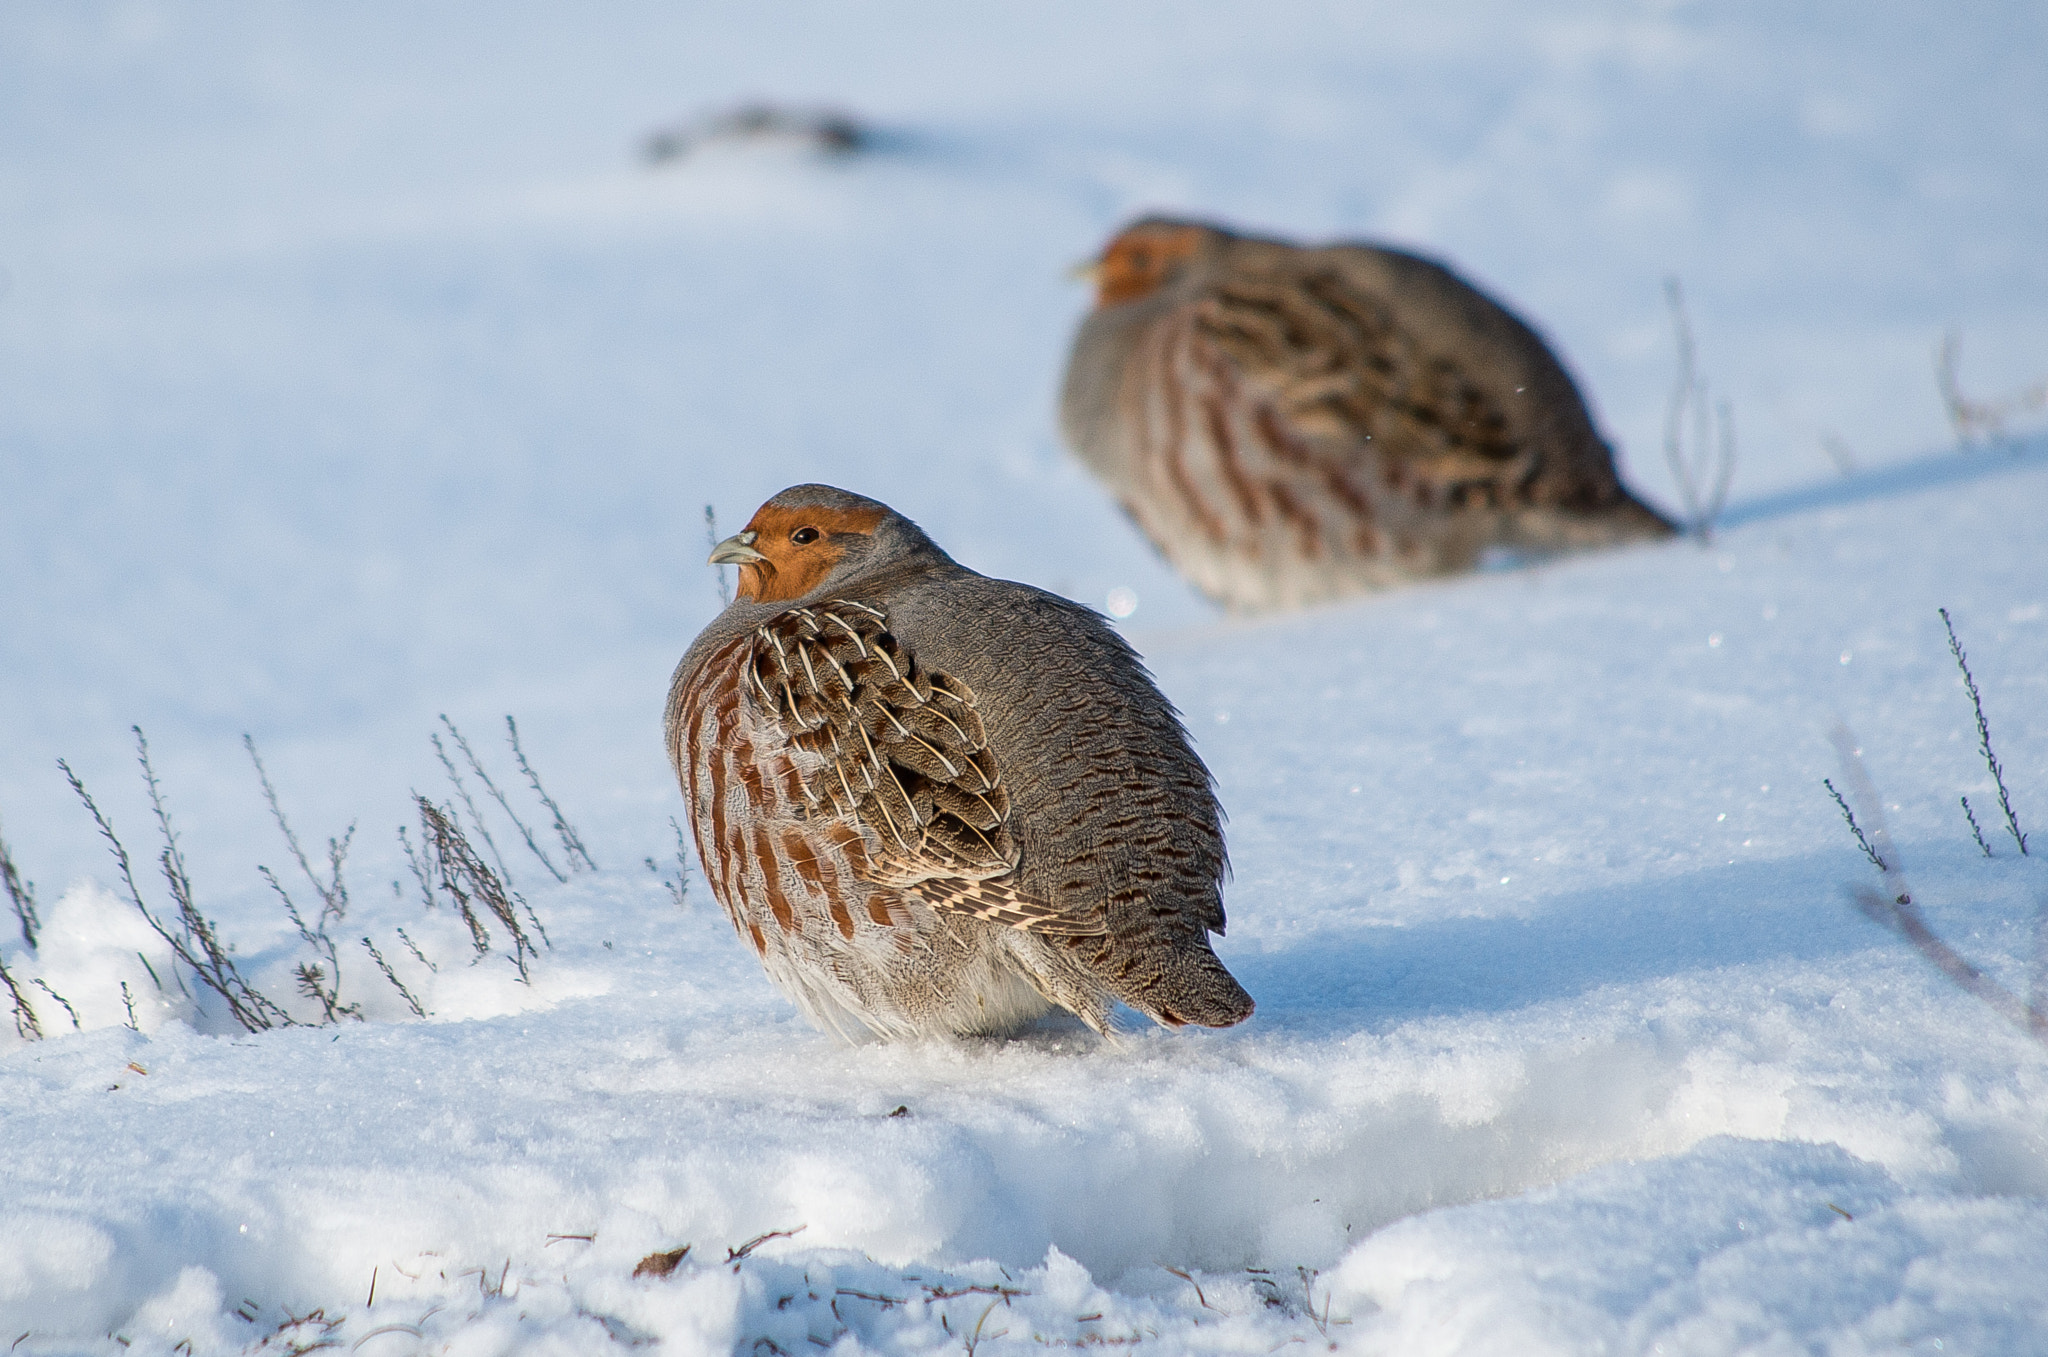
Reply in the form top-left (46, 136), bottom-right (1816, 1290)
top-left (707, 529), bottom-right (767, 566)
top-left (1067, 257), bottom-right (1103, 284)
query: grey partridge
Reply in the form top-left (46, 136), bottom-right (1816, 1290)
top-left (1061, 217), bottom-right (1675, 613)
top-left (666, 484), bottom-right (1254, 1041)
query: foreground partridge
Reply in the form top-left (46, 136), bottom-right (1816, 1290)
top-left (1062, 217), bottom-right (1674, 612)
top-left (666, 484), bottom-right (1254, 1041)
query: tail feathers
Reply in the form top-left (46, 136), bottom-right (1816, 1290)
top-left (1513, 488), bottom-right (1677, 550)
top-left (1120, 946), bottom-right (1254, 1029)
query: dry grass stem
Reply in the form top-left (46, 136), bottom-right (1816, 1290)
top-left (666, 816), bottom-right (692, 910)
top-left (1, 950), bottom-right (42, 1040)
top-left (1941, 608), bottom-right (2027, 855)
top-left (1936, 331), bottom-right (2048, 446)
top-left (62, 733), bottom-right (292, 1033)
top-left (442, 715), bottom-right (565, 883)
top-left (1662, 277), bottom-right (1737, 542)
top-left (725, 1226), bottom-right (806, 1264)
top-left (432, 732), bottom-right (516, 887)
top-left (0, 815), bottom-right (38, 951)
top-left (1963, 796), bottom-right (1995, 857)
top-left (507, 716), bottom-right (596, 873)
top-left (1829, 724), bottom-right (2046, 1046)
top-left (361, 937), bottom-right (429, 1018)
top-left (32, 979), bottom-right (79, 1030)
top-left (706, 504), bottom-right (731, 607)
top-left (415, 796), bottom-right (541, 982)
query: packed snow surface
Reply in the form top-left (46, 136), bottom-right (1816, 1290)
top-left (3, 3), bottom-right (2046, 1353)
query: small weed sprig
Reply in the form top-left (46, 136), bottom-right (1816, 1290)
top-left (706, 504), bottom-right (731, 607)
top-left (432, 730), bottom-right (516, 888)
top-left (441, 715), bottom-right (562, 883)
top-left (665, 816), bottom-right (692, 910)
top-left (0, 814), bottom-right (38, 952)
top-left (415, 796), bottom-right (543, 983)
top-left (1941, 608), bottom-right (2028, 855)
top-left (1, 949), bottom-right (41, 1040)
top-left (1824, 612), bottom-right (2044, 1047)
top-left (508, 716), bottom-right (596, 873)
top-left (1936, 331), bottom-right (2048, 447)
top-left (247, 736), bottom-right (360, 1023)
top-left (63, 731), bottom-right (292, 1033)
top-left (1662, 278), bottom-right (1737, 542)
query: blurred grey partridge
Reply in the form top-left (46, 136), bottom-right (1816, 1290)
top-left (666, 484), bottom-right (1253, 1041)
top-left (1061, 217), bottom-right (1674, 612)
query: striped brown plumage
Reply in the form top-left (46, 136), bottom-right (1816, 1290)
top-left (1061, 217), bottom-right (1675, 613)
top-left (666, 484), bottom-right (1253, 1041)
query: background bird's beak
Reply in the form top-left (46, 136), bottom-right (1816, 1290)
top-left (1067, 257), bottom-right (1103, 285)
top-left (707, 530), bottom-right (767, 566)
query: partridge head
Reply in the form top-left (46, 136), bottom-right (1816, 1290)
top-left (670, 484), bottom-right (1254, 1041)
top-left (1062, 216), bottom-right (1674, 613)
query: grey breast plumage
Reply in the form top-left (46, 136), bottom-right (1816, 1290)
top-left (666, 491), bottom-right (1253, 1041)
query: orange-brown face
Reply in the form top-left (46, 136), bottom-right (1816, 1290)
top-left (731, 502), bottom-right (886, 603)
top-left (1092, 222), bottom-right (1208, 306)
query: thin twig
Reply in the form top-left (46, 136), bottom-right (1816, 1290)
top-left (706, 504), bottom-right (731, 607)
top-left (1963, 797), bottom-right (1995, 858)
top-left (1823, 779), bottom-right (1890, 876)
top-left (507, 717), bottom-right (596, 873)
top-left (1826, 726), bottom-right (1909, 905)
top-left (0, 815), bottom-right (38, 952)
top-left (398, 825), bottom-right (437, 911)
top-left (63, 741), bottom-right (289, 1033)
top-left (1662, 278), bottom-right (1736, 542)
top-left (726, 1226), bottom-right (806, 1264)
top-left (415, 796), bottom-right (537, 982)
top-left (431, 732), bottom-right (515, 888)
top-left (33, 979), bottom-right (79, 1030)
top-left (1941, 608), bottom-right (2027, 855)
top-left (245, 736), bottom-right (352, 926)
top-left (442, 716), bottom-right (564, 883)
top-left (396, 926), bottom-right (437, 974)
top-left (1164, 1267), bottom-right (1222, 1314)
top-left (962, 1299), bottom-right (1005, 1357)
top-left (1832, 731), bottom-right (2046, 1047)
top-left (1936, 330), bottom-right (2048, 447)
top-left (667, 816), bottom-right (692, 910)
top-left (0, 950), bottom-right (41, 1040)
top-left (361, 937), bottom-right (429, 1018)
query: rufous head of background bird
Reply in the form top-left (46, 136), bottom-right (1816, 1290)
top-left (707, 484), bottom-right (948, 604)
top-left (1079, 218), bottom-right (1222, 307)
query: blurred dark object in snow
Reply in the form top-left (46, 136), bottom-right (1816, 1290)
top-left (643, 102), bottom-right (868, 165)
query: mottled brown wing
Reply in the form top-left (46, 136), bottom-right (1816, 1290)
top-left (746, 601), bottom-right (1107, 939)
top-left (1190, 266), bottom-right (1526, 492)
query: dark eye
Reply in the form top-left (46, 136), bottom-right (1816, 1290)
top-left (791, 526), bottom-right (820, 545)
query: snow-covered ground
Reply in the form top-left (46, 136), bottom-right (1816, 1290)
top-left (3, 3), bottom-right (2046, 1352)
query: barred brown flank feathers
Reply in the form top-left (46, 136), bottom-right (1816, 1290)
top-left (669, 483), bottom-right (1252, 1040)
top-left (1062, 217), bottom-right (1674, 612)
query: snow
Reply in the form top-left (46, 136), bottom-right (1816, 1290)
top-left (3, 2), bottom-right (2047, 1352)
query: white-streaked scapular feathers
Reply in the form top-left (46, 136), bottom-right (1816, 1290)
top-left (666, 483), bottom-right (1253, 1041)
top-left (1061, 216), bottom-right (1676, 613)
top-left (747, 600), bottom-right (1105, 939)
